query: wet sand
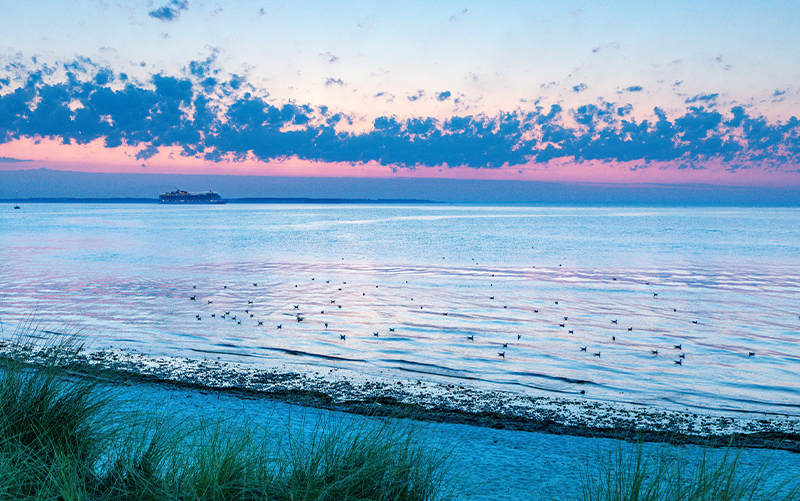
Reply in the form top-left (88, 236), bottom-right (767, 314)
top-left (52, 346), bottom-right (800, 452)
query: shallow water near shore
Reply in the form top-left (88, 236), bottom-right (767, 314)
top-left (1, 204), bottom-right (800, 419)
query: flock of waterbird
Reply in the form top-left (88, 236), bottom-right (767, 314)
top-left (185, 272), bottom-right (760, 368)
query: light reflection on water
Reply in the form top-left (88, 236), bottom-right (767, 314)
top-left (1, 204), bottom-right (799, 417)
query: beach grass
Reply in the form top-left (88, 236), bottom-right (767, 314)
top-left (569, 438), bottom-right (800, 501)
top-left (0, 335), bottom-right (458, 501)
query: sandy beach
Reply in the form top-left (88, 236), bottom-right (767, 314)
top-left (45, 347), bottom-right (797, 501)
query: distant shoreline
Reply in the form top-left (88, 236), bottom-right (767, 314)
top-left (1, 197), bottom-right (438, 205)
top-left (3, 169), bottom-right (800, 205)
top-left (7, 198), bottom-right (800, 207)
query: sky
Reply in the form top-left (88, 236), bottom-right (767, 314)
top-left (1, 0), bottom-right (800, 186)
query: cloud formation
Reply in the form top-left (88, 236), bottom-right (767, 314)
top-left (685, 93), bottom-right (718, 104)
top-left (407, 90), bottom-right (425, 102)
top-left (435, 91), bottom-right (452, 101)
top-left (1, 65), bottom-right (799, 173)
top-left (149, 0), bottom-right (189, 22)
top-left (0, 156), bottom-right (32, 163)
top-left (320, 52), bottom-right (339, 64)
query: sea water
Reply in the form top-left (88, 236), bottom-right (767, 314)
top-left (1, 204), bottom-right (799, 418)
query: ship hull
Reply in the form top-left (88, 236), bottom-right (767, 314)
top-left (158, 199), bottom-right (227, 204)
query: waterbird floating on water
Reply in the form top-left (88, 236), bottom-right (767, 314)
top-left (674, 344), bottom-right (682, 350)
top-left (580, 347), bottom-right (587, 351)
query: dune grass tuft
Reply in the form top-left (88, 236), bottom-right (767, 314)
top-left (0, 335), bottom-right (458, 501)
top-left (572, 439), bottom-right (800, 501)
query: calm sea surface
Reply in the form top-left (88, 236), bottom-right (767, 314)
top-left (1, 204), bottom-right (799, 417)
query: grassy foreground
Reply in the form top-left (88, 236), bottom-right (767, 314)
top-left (1, 336), bottom-right (799, 501)
top-left (0, 339), bottom-right (457, 501)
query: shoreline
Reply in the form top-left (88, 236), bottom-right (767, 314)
top-left (19, 345), bottom-right (798, 453)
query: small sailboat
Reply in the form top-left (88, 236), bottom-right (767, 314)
top-left (13, 193), bottom-right (20, 210)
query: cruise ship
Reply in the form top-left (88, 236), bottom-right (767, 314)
top-left (159, 190), bottom-right (227, 204)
